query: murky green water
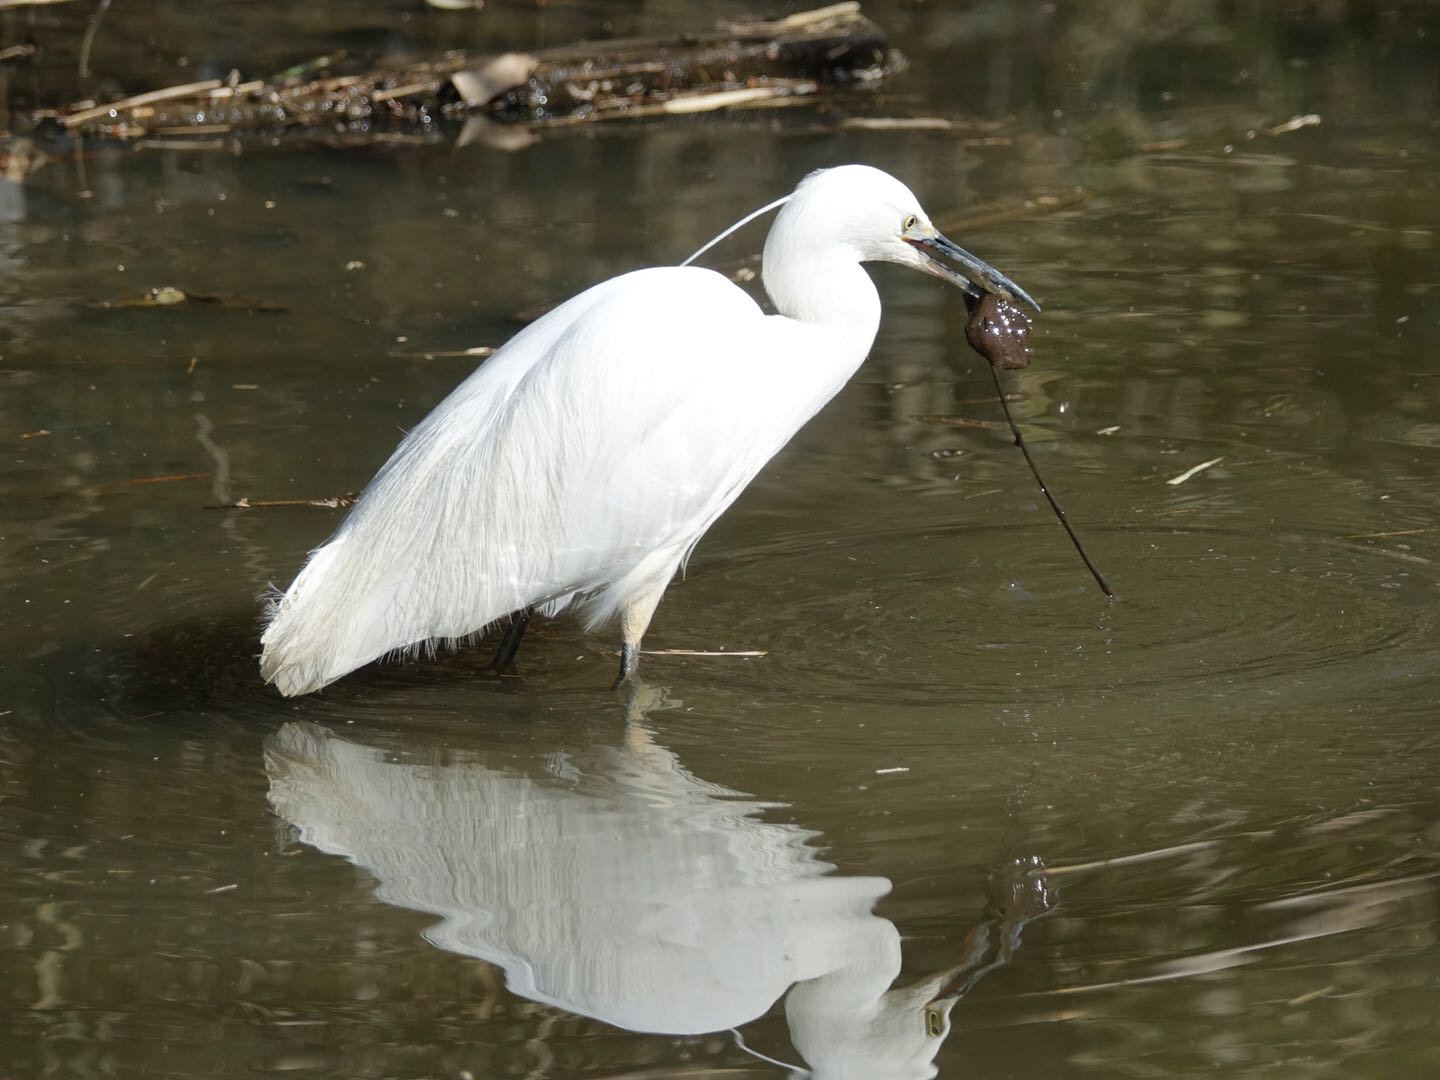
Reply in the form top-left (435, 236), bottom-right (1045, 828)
top-left (3, 2), bottom-right (1439, 1077)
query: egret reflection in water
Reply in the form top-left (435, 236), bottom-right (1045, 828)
top-left (263, 691), bottom-right (1051, 1077)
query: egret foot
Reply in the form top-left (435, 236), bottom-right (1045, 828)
top-left (489, 608), bottom-right (532, 670)
top-left (611, 641), bottom-right (639, 690)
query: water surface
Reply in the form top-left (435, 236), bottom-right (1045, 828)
top-left (2, 2), bottom-right (1439, 1077)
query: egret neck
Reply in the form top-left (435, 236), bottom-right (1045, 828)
top-left (762, 231), bottom-right (882, 360)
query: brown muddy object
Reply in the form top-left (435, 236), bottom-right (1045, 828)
top-left (51, 3), bottom-right (901, 141)
top-left (964, 290), bottom-right (1031, 370)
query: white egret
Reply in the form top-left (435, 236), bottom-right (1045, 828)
top-left (260, 164), bottom-right (1037, 695)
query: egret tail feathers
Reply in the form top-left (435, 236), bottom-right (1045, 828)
top-left (260, 540), bottom-right (447, 697)
top-left (259, 537), bottom-right (582, 697)
top-left (260, 542), bottom-right (371, 696)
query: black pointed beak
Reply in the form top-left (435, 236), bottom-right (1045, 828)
top-left (906, 232), bottom-right (1041, 313)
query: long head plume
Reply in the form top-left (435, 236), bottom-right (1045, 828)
top-left (679, 193), bottom-right (793, 267)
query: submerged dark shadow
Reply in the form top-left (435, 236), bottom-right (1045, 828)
top-left (31, 607), bottom-right (571, 733)
top-left (29, 608), bottom-right (275, 730)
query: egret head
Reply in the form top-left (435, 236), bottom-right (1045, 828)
top-left (773, 164), bottom-right (1040, 313)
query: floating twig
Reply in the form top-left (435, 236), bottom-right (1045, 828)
top-left (1165, 457), bottom-right (1223, 486)
top-left (1268, 113), bottom-right (1321, 136)
top-left (1338, 528), bottom-right (1430, 540)
top-left (388, 345), bottom-right (495, 360)
top-left (841, 116), bottom-right (956, 131)
top-left (640, 648), bottom-right (767, 657)
top-left (122, 471), bottom-right (212, 487)
top-left (91, 286), bottom-right (288, 312)
top-left (207, 494), bottom-right (359, 510)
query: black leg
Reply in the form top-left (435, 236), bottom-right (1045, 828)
top-left (611, 641), bottom-right (638, 690)
top-left (489, 608), bottom-right (532, 669)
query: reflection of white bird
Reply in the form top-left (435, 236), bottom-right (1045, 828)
top-left (259, 164), bottom-right (1037, 695)
top-left (264, 711), bottom-right (969, 1078)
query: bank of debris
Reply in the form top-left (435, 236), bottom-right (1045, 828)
top-left (45, 4), bottom-right (901, 143)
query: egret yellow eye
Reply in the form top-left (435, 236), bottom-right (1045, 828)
top-left (902, 213), bottom-right (919, 232)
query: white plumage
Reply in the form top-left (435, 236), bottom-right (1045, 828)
top-left (260, 164), bottom-right (1036, 695)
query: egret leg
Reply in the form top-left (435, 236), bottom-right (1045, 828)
top-left (612, 579), bottom-right (669, 689)
top-left (490, 608), bottom-right (532, 670)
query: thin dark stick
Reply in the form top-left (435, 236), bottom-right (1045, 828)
top-left (989, 364), bottom-right (1114, 599)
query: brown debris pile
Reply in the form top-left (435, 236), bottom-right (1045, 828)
top-left (49, 3), bottom-right (902, 141)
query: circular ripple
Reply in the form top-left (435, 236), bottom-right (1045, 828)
top-left (667, 522), bottom-right (1440, 709)
top-left (36, 522), bottom-right (1438, 728)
